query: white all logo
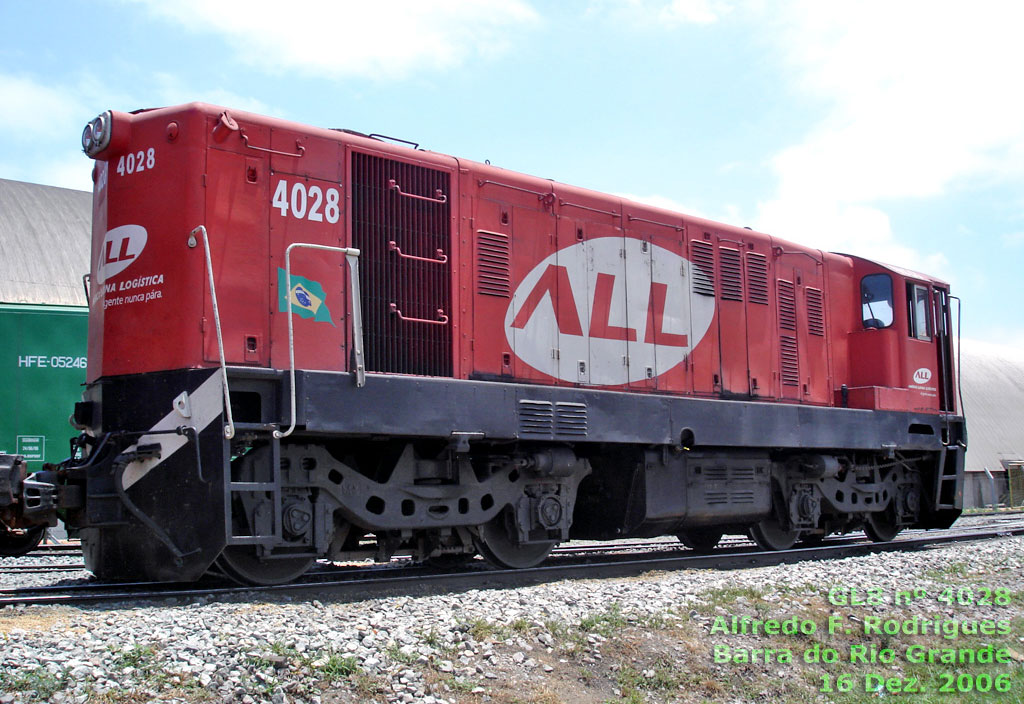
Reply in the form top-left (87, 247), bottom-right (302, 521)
top-left (913, 368), bottom-right (933, 384)
top-left (98, 224), bottom-right (147, 283)
top-left (504, 237), bottom-right (715, 385)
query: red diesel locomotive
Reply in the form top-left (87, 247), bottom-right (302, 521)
top-left (0, 104), bottom-right (964, 583)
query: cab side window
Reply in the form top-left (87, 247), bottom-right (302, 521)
top-left (861, 274), bottom-right (893, 329)
top-left (907, 283), bottom-right (931, 340)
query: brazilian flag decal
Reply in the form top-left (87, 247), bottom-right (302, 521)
top-left (277, 268), bottom-right (335, 326)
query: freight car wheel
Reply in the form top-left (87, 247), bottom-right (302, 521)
top-left (214, 547), bottom-right (315, 586)
top-left (748, 519), bottom-right (800, 551)
top-left (474, 515), bottom-right (555, 569)
top-left (0, 525), bottom-right (45, 557)
top-left (676, 529), bottom-right (723, 553)
top-left (863, 508), bottom-right (901, 543)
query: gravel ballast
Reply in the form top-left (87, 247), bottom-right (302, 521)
top-left (1, 534), bottom-right (1022, 703)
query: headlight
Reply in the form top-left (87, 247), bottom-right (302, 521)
top-left (82, 111), bottom-right (113, 157)
top-left (81, 122), bottom-right (94, 153)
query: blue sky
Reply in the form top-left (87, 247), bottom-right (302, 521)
top-left (2, 0), bottom-right (1022, 348)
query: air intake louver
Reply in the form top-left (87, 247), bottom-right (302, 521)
top-left (477, 230), bottom-right (511, 298)
top-left (745, 252), bottom-right (769, 305)
top-left (690, 240), bottom-right (715, 296)
top-left (806, 287), bottom-right (825, 336)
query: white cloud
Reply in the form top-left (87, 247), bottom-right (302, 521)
top-left (752, 1), bottom-right (1024, 272)
top-left (0, 74), bottom-right (88, 139)
top-left (1003, 232), bottom-right (1024, 248)
top-left (131, 0), bottom-right (539, 80)
top-left (961, 336), bottom-right (1024, 363)
top-left (0, 71), bottom-right (279, 189)
top-left (586, 0), bottom-right (730, 26)
top-left (658, 0), bottom-right (728, 24)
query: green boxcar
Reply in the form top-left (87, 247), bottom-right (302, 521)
top-left (0, 303), bottom-right (88, 466)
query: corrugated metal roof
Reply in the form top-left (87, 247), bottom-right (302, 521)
top-left (959, 340), bottom-right (1024, 472)
top-left (0, 178), bottom-right (91, 306)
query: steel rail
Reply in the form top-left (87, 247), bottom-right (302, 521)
top-left (2, 523), bottom-right (1021, 608)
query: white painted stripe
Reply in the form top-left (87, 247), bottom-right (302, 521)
top-left (121, 374), bottom-right (224, 490)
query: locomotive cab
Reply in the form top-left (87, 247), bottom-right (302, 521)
top-left (844, 256), bottom-right (958, 417)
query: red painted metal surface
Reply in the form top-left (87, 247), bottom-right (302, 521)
top-left (85, 103), bottom-right (956, 416)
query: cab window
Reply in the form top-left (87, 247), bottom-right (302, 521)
top-left (861, 274), bottom-right (893, 328)
top-left (907, 283), bottom-right (931, 340)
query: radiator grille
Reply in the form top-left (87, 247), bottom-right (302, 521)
top-left (690, 240), bottom-right (715, 296)
top-left (351, 152), bottom-right (452, 376)
top-left (719, 247), bottom-right (743, 301)
top-left (477, 230), bottom-right (511, 297)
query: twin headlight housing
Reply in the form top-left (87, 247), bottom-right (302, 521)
top-left (81, 111), bottom-right (112, 157)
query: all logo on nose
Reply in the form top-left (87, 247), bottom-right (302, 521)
top-left (98, 225), bottom-right (148, 282)
top-left (504, 237), bottom-right (715, 385)
top-left (913, 368), bottom-right (933, 384)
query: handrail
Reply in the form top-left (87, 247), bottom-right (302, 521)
top-left (389, 303), bottom-right (448, 326)
top-left (276, 243), bottom-right (364, 440)
top-left (559, 200), bottom-right (621, 218)
top-left (388, 178), bottom-right (447, 204)
top-left (388, 240), bottom-right (448, 264)
top-left (626, 215), bottom-right (683, 231)
top-left (239, 130), bottom-right (306, 158)
top-left (191, 225), bottom-right (236, 440)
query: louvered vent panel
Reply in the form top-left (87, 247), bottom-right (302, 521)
top-left (780, 335), bottom-right (800, 386)
top-left (730, 491), bottom-right (756, 504)
top-left (477, 230), bottom-right (511, 298)
top-left (704, 491), bottom-right (729, 505)
top-left (730, 466), bottom-right (756, 481)
top-left (746, 252), bottom-right (769, 304)
top-left (690, 240), bottom-right (715, 296)
top-left (519, 400), bottom-right (554, 436)
top-left (555, 402), bottom-right (588, 436)
top-left (806, 287), bottom-right (825, 336)
top-left (351, 153), bottom-right (452, 376)
top-left (702, 465), bottom-right (728, 480)
top-left (777, 279), bottom-right (797, 331)
top-left (719, 247), bottom-right (743, 301)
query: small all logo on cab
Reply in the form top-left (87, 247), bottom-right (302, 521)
top-left (913, 367), bottom-right (933, 384)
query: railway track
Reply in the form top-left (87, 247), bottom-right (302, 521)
top-left (2, 517), bottom-right (1022, 608)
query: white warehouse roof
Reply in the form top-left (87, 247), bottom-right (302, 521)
top-left (958, 339), bottom-right (1024, 473)
top-left (0, 178), bottom-right (91, 306)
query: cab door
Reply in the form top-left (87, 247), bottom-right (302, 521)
top-left (904, 280), bottom-right (941, 412)
top-left (933, 287), bottom-right (956, 412)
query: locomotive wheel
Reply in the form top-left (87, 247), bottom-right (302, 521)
top-left (748, 519), bottom-right (800, 551)
top-left (474, 514), bottom-right (556, 569)
top-left (0, 525), bottom-right (45, 557)
top-left (214, 547), bottom-right (315, 586)
top-left (676, 529), bottom-right (723, 553)
top-left (863, 508), bottom-right (901, 543)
